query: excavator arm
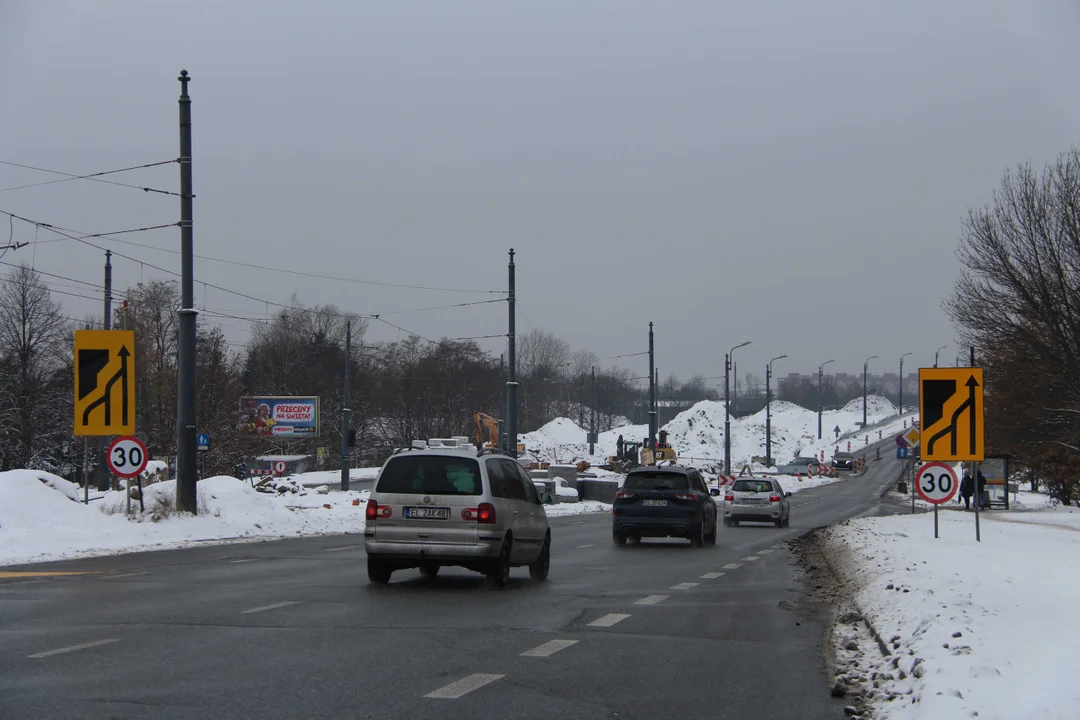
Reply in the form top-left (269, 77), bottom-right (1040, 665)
top-left (473, 412), bottom-right (500, 448)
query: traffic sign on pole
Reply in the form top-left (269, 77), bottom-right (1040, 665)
top-left (106, 436), bottom-right (149, 478)
top-left (915, 461), bottom-right (959, 504)
top-left (196, 433), bottom-right (210, 452)
top-left (919, 368), bottom-right (984, 462)
top-left (274, 460), bottom-right (287, 475)
top-left (74, 330), bottom-right (136, 436)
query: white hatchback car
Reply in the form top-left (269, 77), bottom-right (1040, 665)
top-left (722, 477), bottom-right (791, 528)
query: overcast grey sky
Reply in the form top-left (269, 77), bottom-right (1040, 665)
top-left (3, 0), bottom-right (1079, 382)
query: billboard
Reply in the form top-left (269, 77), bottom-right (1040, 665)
top-left (241, 396), bottom-right (320, 437)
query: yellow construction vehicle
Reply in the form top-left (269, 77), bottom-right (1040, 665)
top-left (654, 429), bottom-right (677, 463)
top-left (473, 412), bottom-right (500, 448)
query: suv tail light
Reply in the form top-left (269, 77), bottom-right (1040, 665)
top-left (724, 494), bottom-right (735, 502)
top-left (769, 494), bottom-right (781, 503)
top-left (366, 500), bottom-right (378, 521)
top-left (674, 492), bottom-right (696, 502)
top-left (477, 502), bottom-right (496, 524)
top-left (615, 490), bottom-right (636, 500)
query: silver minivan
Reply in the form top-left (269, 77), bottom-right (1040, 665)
top-left (363, 446), bottom-right (551, 586)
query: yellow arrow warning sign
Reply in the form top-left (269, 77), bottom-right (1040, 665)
top-left (74, 330), bottom-right (135, 436)
top-left (918, 367), bottom-right (984, 462)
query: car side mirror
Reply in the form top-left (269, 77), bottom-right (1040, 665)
top-left (785, 492), bottom-right (792, 497)
top-left (709, 488), bottom-right (720, 497)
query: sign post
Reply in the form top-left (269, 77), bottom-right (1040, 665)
top-left (915, 461), bottom-right (959, 538)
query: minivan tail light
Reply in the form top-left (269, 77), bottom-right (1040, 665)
top-left (724, 494), bottom-right (735, 502)
top-left (377, 504), bottom-right (393, 518)
top-left (366, 500), bottom-right (378, 521)
top-left (477, 502), bottom-right (496, 524)
top-left (674, 492), bottom-right (696, 501)
top-left (769, 494), bottom-right (781, 503)
top-left (615, 490), bottom-right (636, 500)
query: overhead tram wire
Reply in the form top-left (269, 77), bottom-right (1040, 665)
top-left (0, 158), bottom-right (181, 196)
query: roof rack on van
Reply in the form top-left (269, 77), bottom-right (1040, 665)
top-left (476, 447), bottom-right (513, 458)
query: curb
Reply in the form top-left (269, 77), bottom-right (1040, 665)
top-left (815, 529), bottom-right (892, 660)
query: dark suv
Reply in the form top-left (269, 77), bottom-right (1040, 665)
top-left (831, 452), bottom-right (854, 471)
top-left (612, 465), bottom-right (719, 547)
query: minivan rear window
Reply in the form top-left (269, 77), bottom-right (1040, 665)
top-left (376, 455), bottom-right (482, 496)
top-left (624, 472), bottom-right (689, 490)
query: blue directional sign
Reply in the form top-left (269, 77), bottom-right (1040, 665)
top-left (896, 446), bottom-right (911, 459)
top-left (196, 432), bottom-right (210, 452)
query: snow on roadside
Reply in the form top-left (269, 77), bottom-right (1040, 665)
top-left (819, 504), bottom-right (1080, 719)
top-left (544, 500), bottom-right (610, 517)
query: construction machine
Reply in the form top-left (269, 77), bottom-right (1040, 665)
top-left (654, 429), bottom-right (677, 463)
top-left (473, 412), bottom-right (500, 448)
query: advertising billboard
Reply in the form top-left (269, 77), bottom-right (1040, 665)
top-left (241, 396), bottom-right (320, 437)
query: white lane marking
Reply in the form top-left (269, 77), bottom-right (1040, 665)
top-left (229, 559), bottom-right (256, 564)
top-left (722, 562), bottom-right (743, 570)
top-left (742, 556), bottom-right (760, 562)
top-left (241, 601), bottom-right (299, 614)
top-left (29, 638), bottom-right (120, 659)
top-left (634, 595), bottom-right (670, 605)
top-left (108, 571), bottom-right (150, 578)
top-left (757, 549), bottom-right (774, 554)
top-left (577, 544), bottom-right (595, 548)
top-left (771, 544), bottom-right (785, 549)
top-left (520, 640), bottom-right (578, 657)
top-left (425, 673), bottom-right (505, 699)
top-left (700, 572), bottom-right (725, 579)
top-left (670, 582), bottom-right (699, 590)
top-left (324, 545), bottom-right (361, 552)
top-left (588, 613), bottom-right (631, 628)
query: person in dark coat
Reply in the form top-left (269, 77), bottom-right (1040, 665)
top-left (960, 471), bottom-right (973, 510)
top-left (977, 470), bottom-right (988, 509)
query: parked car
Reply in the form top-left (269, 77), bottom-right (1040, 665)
top-left (776, 457), bottom-right (819, 474)
top-left (723, 477), bottom-right (791, 528)
top-left (363, 445), bottom-right (550, 586)
top-left (612, 465), bottom-right (719, 547)
top-left (831, 452), bottom-right (854, 471)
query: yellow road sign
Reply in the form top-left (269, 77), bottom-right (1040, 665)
top-left (903, 426), bottom-right (921, 447)
top-left (919, 367), bottom-right (984, 462)
top-left (74, 330), bottom-right (135, 436)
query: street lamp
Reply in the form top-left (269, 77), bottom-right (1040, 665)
top-left (935, 345), bottom-right (947, 368)
top-left (863, 355), bottom-right (878, 427)
top-left (766, 354), bottom-right (787, 466)
top-left (818, 359), bottom-right (835, 439)
top-left (899, 352), bottom-right (912, 415)
top-left (725, 341), bottom-right (751, 474)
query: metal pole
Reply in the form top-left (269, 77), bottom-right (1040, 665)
top-left (818, 366), bottom-right (823, 440)
top-left (340, 320), bottom-right (351, 491)
top-left (899, 353), bottom-right (911, 416)
top-left (648, 323), bottom-right (656, 449)
top-left (971, 345), bottom-right (981, 542)
top-left (724, 353), bottom-right (730, 475)
top-left (96, 251), bottom-right (113, 492)
top-left (934, 503), bottom-right (939, 538)
top-left (589, 365), bottom-right (596, 456)
top-left (732, 360), bottom-right (737, 416)
top-left (176, 70), bottom-right (198, 514)
top-left (506, 249), bottom-right (518, 457)
top-left (765, 362), bottom-right (771, 465)
top-left (862, 356), bottom-right (877, 427)
top-left (83, 442), bottom-right (89, 504)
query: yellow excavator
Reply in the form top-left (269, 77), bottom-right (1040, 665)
top-left (473, 412), bottom-right (527, 455)
top-left (654, 429), bottom-right (677, 463)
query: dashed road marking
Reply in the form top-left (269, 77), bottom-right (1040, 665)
top-left (425, 673), bottom-right (505, 699)
top-left (742, 556), bottom-right (760, 562)
top-left (229, 559), bottom-right (257, 564)
top-left (670, 582), bottom-right (699, 590)
top-left (577, 544), bottom-right (595, 548)
top-left (757, 549), bottom-right (774, 554)
top-left (521, 640), bottom-right (578, 657)
top-left (107, 571), bottom-right (151, 578)
top-left (721, 563), bottom-right (743, 570)
top-left (241, 601), bottom-right (300, 614)
top-left (29, 638), bottom-right (120, 659)
top-left (700, 572), bottom-right (725, 579)
top-left (770, 544), bottom-right (785, 549)
top-left (635, 595), bottom-right (669, 605)
top-left (588, 613), bottom-right (631, 628)
top-left (324, 545), bottom-right (362, 552)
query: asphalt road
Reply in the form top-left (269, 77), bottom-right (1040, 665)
top-left (1, 445), bottom-right (905, 720)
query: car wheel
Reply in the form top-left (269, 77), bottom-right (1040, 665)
top-left (612, 528), bottom-right (627, 546)
top-left (722, 517), bottom-right (732, 527)
top-left (774, 517), bottom-right (783, 528)
top-left (691, 521), bottom-right (706, 548)
top-left (529, 534), bottom-right (551, 581)
top-left (419, 563), bottom-right (440, 578)
top-left (784, 514), bottom-right (791, 528)
top-left (487, 537), bottom-right (512, 587)
top-left (367, 558), bottom-right (392, 585)
top-left (731, 518), bottom-right (740, 527)
top-left (707, 518), bottom-right (717, 545)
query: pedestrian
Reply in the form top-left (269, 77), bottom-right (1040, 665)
top-left (960, 471), bottom-right (973, 510)
top-left (977, 470), bottom-right (988, 509)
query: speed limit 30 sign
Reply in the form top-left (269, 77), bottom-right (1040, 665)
top-left (106, 436), bottom-right (150, 478)
top-left (915, 461), bottom-right (959, 504)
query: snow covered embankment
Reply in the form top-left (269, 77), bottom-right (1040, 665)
top-left (817, 504), bottom-right (1080, 719)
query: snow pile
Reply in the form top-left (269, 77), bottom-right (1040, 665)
top-left (521, 395), bottom-right (902, 469)
top-left (0, 470), bottom-right (368, 567)
top-left (821, 505), bottom-right (1080, 719)
top-left (295, 468), bottom-right (380, 487)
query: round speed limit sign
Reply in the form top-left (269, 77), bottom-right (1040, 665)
top-left (106, 436), bottom-right (150, 478)
top-left (915, 462), bottom-right (959, 504)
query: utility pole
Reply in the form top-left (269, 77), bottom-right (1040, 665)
top-left (732, 360), bottom-right (738, 417)
top-left (899, 352), bottom-right (912, 415)
top-left (499, 353), bottom-right (505, 449)
top-left (725, 341), bottom-right (751, 475)
top-left (96, 251), bottom-right (113, 491)
top-left (647, 323), bottom-right (656, 449)
top-left (862, 355), bottom-right (878, 428)
top-left (766, 355), bottom-right (787, 465)
top-left (176, 70), bottom-right (198, 514)
top-left (935, 345), bottom-right (947, 369)
top-left (340, 320), bottom-right (351, 491)
top-left (506, 249), bottom-right (518, 457)
top-left (818, 359), bottom-right (834, 439)
top-left (970, 345), bottom-right (980, 542)
top-left (589, 365), bottom-right (597, 456)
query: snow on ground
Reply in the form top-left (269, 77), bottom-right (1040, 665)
top-left (521, 396), bottom-right (903, 470)
top-left (0, 470), bottom-right (368, 567)
top-left (820, 499), bottom-right (1080, 720)
top-left (544, 500), bottom-right (609, 517)
top-left (294, 468), bottom-right (380, 487)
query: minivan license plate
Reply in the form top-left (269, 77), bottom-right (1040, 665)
top-left (404, 506), bottom-right (450, 520)
top-left (642, 499), bottom-right (668, 507)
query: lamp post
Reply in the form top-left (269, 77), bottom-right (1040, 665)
top-left (935, 345), bottom-right (947, 368)
top-left (899, 352), bottom-right (912, 415)
top-left (766, 354), bottom-right (787, 466)
top-left (724, 341), bottom-right (751, 475)
top-left (818, 359), bottom-right (834, 439)
top-left (863, 355), bottom-right (878, 427)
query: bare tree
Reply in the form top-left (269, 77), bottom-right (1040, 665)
top-left (518, 329), bottom-right (571, 381)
